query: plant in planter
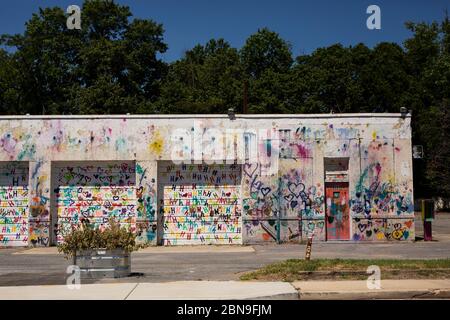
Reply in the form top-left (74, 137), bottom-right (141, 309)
top-left (58, 218), bottom-right (142, 279)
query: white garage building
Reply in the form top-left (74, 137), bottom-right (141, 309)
top-left (0, 113), bottom-right (415, 247)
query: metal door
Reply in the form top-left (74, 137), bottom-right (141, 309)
top-left (325, 183), bottom-right (350, 240)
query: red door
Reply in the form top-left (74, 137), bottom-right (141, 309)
top-left (326, 183), bottom-right (350, 240)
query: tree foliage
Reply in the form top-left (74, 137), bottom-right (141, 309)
top-left (0, 0), bottom-right (167, 114)
top-left (157, 39), bottom-right (243, 114)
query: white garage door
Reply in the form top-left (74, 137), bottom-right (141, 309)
top-left (159, 162), bottom-right (242, 245)
top-left (53, 161), bottom-right (137, 244)
top-left (0, 162), bottom-right (29, 247)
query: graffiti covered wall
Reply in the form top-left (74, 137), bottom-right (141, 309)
top-left (135, 161), bottom-right (158, 245)
top-left (52, 161), bottom-right (137, 244)
top-left (56, 186), bottom-right (137, 243)
top-left (0, 162), bottom-right (29, 247)
top-left (350, 137), bottom-right (415, 241)
top-left (158, 162), bottom-right (242, 245)
top-left (0, 113), bottom-right (414, 246)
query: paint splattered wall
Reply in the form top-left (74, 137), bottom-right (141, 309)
top-left (29, 161), bottom-right (51, 247)
top-left (0, 114), bottom-right (414, 246)
top-left (350, 137), bottom-right (415, 241)
top-left (135, 161), bottom-right (157, 245)
top-left (242, 138), bottom-right (325, 243)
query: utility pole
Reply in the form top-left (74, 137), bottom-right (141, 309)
top-left (243, 79), bottom-right (248, 114)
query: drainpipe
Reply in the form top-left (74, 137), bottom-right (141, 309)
top-left (277, 177), bottom-right (281, 244)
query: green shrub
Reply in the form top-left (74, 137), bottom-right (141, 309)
top-left (57, 218), bottom-right (142, 258)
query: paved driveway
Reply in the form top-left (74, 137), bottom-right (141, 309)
top-left (0, 213), bottom-right (449, 287)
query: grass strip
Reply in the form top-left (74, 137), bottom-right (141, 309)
top-left (240, 259), bottom-right (450, 281)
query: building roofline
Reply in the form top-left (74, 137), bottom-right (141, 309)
top-left (0, 113), bottom-right (411, 120)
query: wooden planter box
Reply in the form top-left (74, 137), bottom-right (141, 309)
top-left (73, 248), bottom-right (131, 279)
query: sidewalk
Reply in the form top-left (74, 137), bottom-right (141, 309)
top-left (294, 279), bottom-right (450, 299)
top-left (0, 281), bottom-right (298, 300)
top-left (1, 280), bottom-right (449, 300)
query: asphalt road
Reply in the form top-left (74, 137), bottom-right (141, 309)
top-left (0, 212), bottom-right (449, 287)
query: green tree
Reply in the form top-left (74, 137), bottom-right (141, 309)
top-left (240, 28), bottom-right (293, 78)
top-left (0, 0), bottom-right (167, 114)
top-left (416, 102), bottom-right (450, 197)
top-left (410, 14), bottom-right (450, 198)
top-left (240, 28), bottom-right (293, 113)
top-left (290, 44), bottom-right (366, 113)
top-left (0, 49), bottom-right (21, 114)
top-left (158, 39), bottom-right (243, 114)
top-left (358, 42), bottom-right (410, 113)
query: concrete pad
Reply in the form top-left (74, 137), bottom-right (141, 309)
top-left (127, 281), bottom-right (298, 300)
top-left (13, 247), bottom-right (61, 255)
top-left (0, 283), bottom-right (137, 300)
top-left (134, 246), bottom-right (255, 254)
top-left (293, 279), bottom-right (450, 299)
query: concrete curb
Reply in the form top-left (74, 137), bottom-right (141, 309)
top-left (299, 289), bottom-right (450, 300)
top-left (293, 279), bottom-right (450, 300)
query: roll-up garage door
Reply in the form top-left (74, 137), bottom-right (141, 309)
top-left (159, 162), bottom-right (242, 245)
top-left (53, 161), bottom-right (136, 244)
top-left (0, 162), bottom-right (29, 247)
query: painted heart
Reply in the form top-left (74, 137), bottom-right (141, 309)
top-left (290, 201), bottom-right (298, 209)
top-left (260, 187), bottom-right (271, 197)
top-left (358, 223), bottom-right (367, 233)
top-left (288, 182), bottom-right (305, 198)
top-left (243, 163), bottom-right (258, 178)
top-left (284, 194), bottom-right (294, 202)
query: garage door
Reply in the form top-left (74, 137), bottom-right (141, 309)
top-left (0, 162), bottom-right (29, 247)
top-left (159, 162), bottom-right (242, 245)
top-left (53, 161), bottom-right (137, 244)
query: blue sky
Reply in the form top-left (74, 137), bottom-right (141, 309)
top-left (0, 0), bottom-right (449, 61)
